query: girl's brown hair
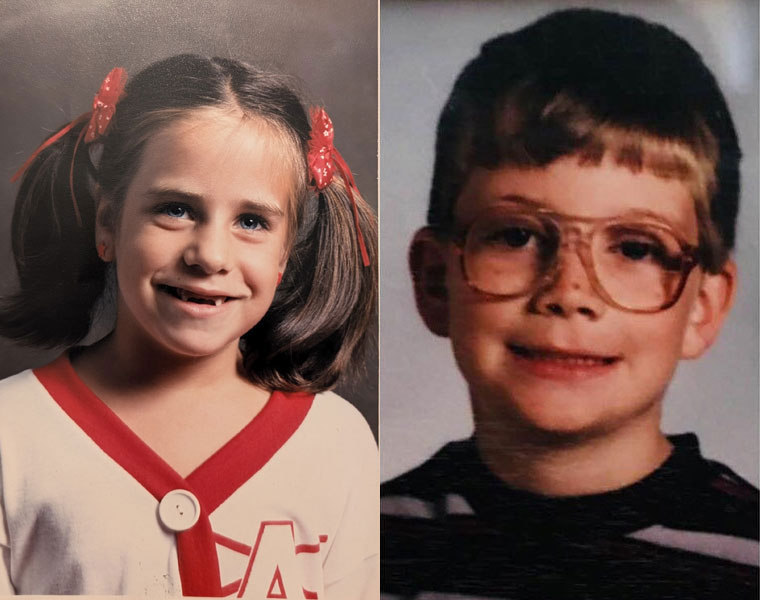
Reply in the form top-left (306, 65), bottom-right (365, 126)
top-left (2, 54), bottom-right (377, 393)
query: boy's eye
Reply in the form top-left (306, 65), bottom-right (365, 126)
top-left (495, 227), bottom-right (534, 248)
top-left (475, 222), bottom-right (545, 250)
top-left (619, 240), bottom-right (655, 260)
top-left (603, 224), bottom-right (683, 266)
top-left (612, 236), bottom-right (663, 261)
top-left (607, 235), bottom-right (681, 270)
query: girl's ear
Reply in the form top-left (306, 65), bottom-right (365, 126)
top-left (277, 242), bottom-right (289, 283)
top-left (681, 259), bottom-right (736, 359)
top-left (409, 227), bottom-right (450, 337)
top-left (277, 259), bottom-right (288, 286)
top-left (278, 248), bottom-right (289, 270)
top-left (95, 193), bottom-right (116, 262)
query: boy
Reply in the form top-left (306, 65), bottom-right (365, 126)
top-left (381, 8), bottom-right (758, 599)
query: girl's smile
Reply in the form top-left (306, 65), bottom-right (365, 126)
top-left (99, 108), bottom-right (292, 360)
top-left (156, 283), bottom-right (237, 317)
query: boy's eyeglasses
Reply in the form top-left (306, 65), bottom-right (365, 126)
top-left (451, 204), bottom-right (703, 313)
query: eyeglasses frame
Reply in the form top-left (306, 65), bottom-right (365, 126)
top-left (448, 204), bottom-right (703, 314)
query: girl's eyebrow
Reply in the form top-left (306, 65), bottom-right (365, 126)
top-left (145, 187), bottom-right (285, 217)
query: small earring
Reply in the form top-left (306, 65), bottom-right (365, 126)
top-left (97, 242), bottom-right (108, 261)
top-left (276, 272), bottom-right (283, 285)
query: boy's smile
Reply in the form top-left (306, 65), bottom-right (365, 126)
top-left (413, 155), bottom-right (733, 440)
top-left (505, 343), bottom-right (621, 380)
top-left (99, 108), bottom-right (292, 361)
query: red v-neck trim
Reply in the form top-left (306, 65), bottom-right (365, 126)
top-left (33, 354), bottom-right (315, 596)
top-left (33, 354), bottom-right (315, 507)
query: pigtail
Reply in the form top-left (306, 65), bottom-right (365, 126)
top-left (0, 119), bottom-right (106, 346)
top-left (242, 176), bottom-right (377, 393)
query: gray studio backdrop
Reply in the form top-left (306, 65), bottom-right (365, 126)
top-left (0, 1), bottom-right (377, 437)
top-left (380, 0), bottom-right (759, 483)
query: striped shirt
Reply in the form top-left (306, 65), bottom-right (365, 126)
top-left (381, 434), bottom-right (758, 599)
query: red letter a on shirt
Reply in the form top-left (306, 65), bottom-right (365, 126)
top-left (238, 521), bottom-right (297, 598)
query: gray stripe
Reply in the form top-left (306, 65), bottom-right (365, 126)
top-left (628, 524), bottom-right (759, 566)
top-left (443, 493), bottom-right (475, 516)
top-left (381, 495), bottom-right (436, 519)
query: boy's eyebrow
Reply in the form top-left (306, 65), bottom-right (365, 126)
top-left (497, 194), bottom-right (544, 208)
top-left (144, 187), bottom-right (285, 217)
top-left (497, 194), bottom-right (682, 227)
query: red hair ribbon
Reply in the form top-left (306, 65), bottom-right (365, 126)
top-left (11, 67), bottom-right (127, 227)
top-left (307, 107), bottom-right (370, 267)
top-left (84, 67), bottom-right (127, 142)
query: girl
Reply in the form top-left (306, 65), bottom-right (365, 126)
top-left (0, 54), bottom-right (378, 597)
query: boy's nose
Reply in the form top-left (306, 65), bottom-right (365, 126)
top-left (531, 245), bottom-right (606, 320)
top-left (182, 226), bottom-right (231, 274)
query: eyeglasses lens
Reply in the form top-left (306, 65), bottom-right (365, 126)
top-left (591, 224), bottom-right (685, 310)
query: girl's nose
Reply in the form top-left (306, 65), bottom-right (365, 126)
top-left (531, 245), bottom-right (606, 320)
top-left (182, 225), bottom-right (231, 274)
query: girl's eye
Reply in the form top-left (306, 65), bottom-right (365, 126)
top-left (161, 203), bottom-right (189, 219)
top-left (239, 214), bottom-right (267, 231)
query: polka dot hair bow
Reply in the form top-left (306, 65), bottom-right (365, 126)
top-left (84, 67), bottom-right (127, 142)
top-left (307, 107), bottom-right (370, 267)
top-left (11, 67), bottom-right (127, 226)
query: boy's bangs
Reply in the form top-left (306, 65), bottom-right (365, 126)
top-left (586, 125), bottom-right (716, 189)
top-left (487, 89), bottom-right (717, 185)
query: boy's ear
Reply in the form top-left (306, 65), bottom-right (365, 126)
top-left (681, 259), bottom-right (737, 359)
top-left (94, 193), bottom-right (116, 262)
top-left (409, 227), bottom-right (450, 337)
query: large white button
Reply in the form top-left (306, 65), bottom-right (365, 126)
top-left (158, 489), bottom-right (201, 532)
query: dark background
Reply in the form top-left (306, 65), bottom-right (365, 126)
top-left (0, 0), bottom-right (378, 437)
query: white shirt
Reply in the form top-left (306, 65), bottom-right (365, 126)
top-left (0, 356), bottom-right (378, 597)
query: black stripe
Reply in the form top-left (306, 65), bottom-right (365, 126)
top-left (382, 516), bottom-right (758, 599)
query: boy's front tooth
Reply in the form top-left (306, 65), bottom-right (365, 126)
top-left (214, 298), bottom-right (222, 306)
top-left (178, 288), bottom-right (190, 301)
